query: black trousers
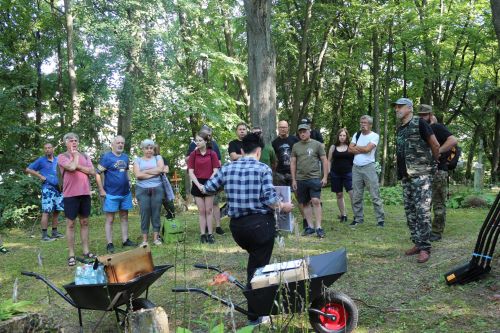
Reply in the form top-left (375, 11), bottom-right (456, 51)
top-left (230, 213), bottom-right (276, 320)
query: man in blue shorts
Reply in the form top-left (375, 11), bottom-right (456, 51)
top-left (26, 143), bottom-right (65, 241)
top-left (96, 136), bottom-right (137, 253)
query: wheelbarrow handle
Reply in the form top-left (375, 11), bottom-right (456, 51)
top-left (21, 271), bottom-right (39, 278)
top-left (193, 263), bottom-right (223, 273)
top-left (20, 271), bottom-right (77, 307)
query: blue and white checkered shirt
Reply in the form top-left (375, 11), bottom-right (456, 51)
top-left (204, 157), bottom-right (278, 218)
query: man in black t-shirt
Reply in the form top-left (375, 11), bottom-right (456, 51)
top-left (272, 120), bottom-right (299, 185)
top-left (228, 122), bottom-right (248, 161)
top-left (418, 105), bottom-right (458, 242)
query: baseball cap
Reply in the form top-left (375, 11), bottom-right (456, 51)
top-left (417, 104), bottom-right (432, 114)
top-left (298, 124), bottom-right (310, 131)
top-left (299, 118), bottom-right (311, 124)
top-left (391, 98), bottom-right (413, 107)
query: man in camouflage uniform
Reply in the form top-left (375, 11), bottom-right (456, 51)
top-left (393, 98), bottom-right (440, 263)
top-left (418, 105), bottom-right (458, 241)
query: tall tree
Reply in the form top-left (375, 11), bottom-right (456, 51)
top-left (244, 0), bottom-right (276, 143)
top-left (63, 0), bottom-right (80, 124)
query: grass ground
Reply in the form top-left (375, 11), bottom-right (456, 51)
top-left (0, 187), bottom-right (499, 332)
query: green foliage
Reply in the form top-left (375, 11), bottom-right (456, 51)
top-left (448, 189), bottom-right (496, 209)
top-left (0, 173), bottom-right (40, 228)
top-left (176, 324), bottom-right (254, 333)
top-left (0, 299), bottom-right (32, 322)
top-left (379, 186), bottom-right (404, 206)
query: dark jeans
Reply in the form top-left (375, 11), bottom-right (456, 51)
top-left (230, 213), bottom-right (275, 320)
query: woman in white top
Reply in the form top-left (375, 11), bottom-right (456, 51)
top-left (133, 139), bottom-right (165, 246)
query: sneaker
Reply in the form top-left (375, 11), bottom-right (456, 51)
top-left (106, 243), bottom-right (115, 254)
top-left (51, 231), bottom-right (65, 239)
top-left (153, 239), bottom-right (163, 246)
top-left (377, 221), bottom-right (385, 227)
top-left (302, 227), bottom-right (315, 236)
top-left (340, 215), bottom-right (348, 223)
top-left (349, 220), bottom-right (363, 227)
top-left (122, 239), bottom-right (137, 247)
top-left (140, 241), bottom-right (149, 247)
top-left (215, 226), bottom-right (225, 235)
top-left (41, 235), bottom-right (56, 242)
top-left (429, 233), bottom-right (442, 242)
top-left (404, 245), bottom-right (420, 256)
top-left (316, 228), bottom-right (325, 238)
top-left (0, 246), bottom-right (9, 254)
top-left (417, 250), bottom-right (430, 263)
top-left (206, 234), bottom-right (215, 244)
top-left (200, 234), bottom-right (207, 244)
top-left (248, 316), bottom-right (270, 326)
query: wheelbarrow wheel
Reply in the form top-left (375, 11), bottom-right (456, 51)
top-left (131, 298), bottom-right (156, 311)
top-left (309, 290), bottom-right (358, 333)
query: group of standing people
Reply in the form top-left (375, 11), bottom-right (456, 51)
top-left (26, 133), bottom-right (176, 266)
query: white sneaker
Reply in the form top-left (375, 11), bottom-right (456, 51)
top-left (248, 316), bottom-right (270, 326)
top-left (140, 241), bottom-right (149, 247)
top-left (153, 239), bottom-right (162, 246)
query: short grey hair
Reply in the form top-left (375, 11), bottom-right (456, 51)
top-left (113, 135), bottom-right (125, 143)
top-left (140, 139), bottom-right (155, 148)
top-left (360, 115), bottom-right (373, 124)
top-left (63, 132), bottom-right (79, 142)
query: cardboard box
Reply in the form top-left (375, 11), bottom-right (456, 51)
top-left (250, 259), bottom-right (309, 289)
top-left (98, 244), bottom-right (154, 283)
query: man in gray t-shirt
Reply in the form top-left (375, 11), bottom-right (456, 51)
top-left (291, 124), bottom-right (328, 238)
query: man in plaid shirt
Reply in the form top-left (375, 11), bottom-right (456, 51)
top-left (203, 132), bottom-right (293, 324)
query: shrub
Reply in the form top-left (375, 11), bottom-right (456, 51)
top-left (461, 195), bottom-right (489, 208)
top-left (379, 186), bottom-right (404, 206)
top-left (0, 173), bottom-right (40, 228)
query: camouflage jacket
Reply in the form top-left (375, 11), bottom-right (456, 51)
top-left (397, 116), bottom-right (433, 177)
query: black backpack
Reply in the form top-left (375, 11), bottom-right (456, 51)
top-left (446, 145), bottom-right (461, 171)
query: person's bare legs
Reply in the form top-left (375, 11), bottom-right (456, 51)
top-left (51, 212), bottom-right (60, 228)
top-left (301, 203), bottom-right (314, 228)
top-left (336, 192), bottom-right (346, 216)
top-left (66, 218), bottom-right (76, 257)
top-left (195, 196), bottom-right (208, 235)
top-left (80, 217), bottom-right (90, 255)
top-left (311, 197), bottom-right (322, 229)
top-left (119, 210), bottom-right (129, 243)
top-left (204, 196), bottom-right (214, 234)
top-left (104, 212), bottom-right (115, 244)
top-left (213, 204), bottom-right (221, 227)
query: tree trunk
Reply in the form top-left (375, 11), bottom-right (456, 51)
top-left (34, 30), bottom-right (42, 145)
top-left (371, 27), bottom-right (381, 136)
top-left (118, 8), bottom-right (143, 154)
top-left (63, 0), bottom-right (80, 124)
top-left (465, 125), bottom-right (480, 183)
top-left (491, 0), bottom-right (500, 49)
top-left (380, 20), bottom-right (393, 186)
top-left (290, 0), bottom-right (313, 132)
top-left (244, 0), bottom-right (277, 144)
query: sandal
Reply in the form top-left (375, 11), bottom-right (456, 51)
top-left (83, 252), bottom-right (97, 260)
top-left (68, 256), bottom-right (76, 267)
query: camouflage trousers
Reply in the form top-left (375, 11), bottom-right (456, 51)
top-left (431, 170), bottom-right (448, 236)
top-left (402, 175), bottom-right (432, 251)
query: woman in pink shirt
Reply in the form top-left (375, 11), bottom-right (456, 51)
top-left (187, 131), bottom-right (220, 244)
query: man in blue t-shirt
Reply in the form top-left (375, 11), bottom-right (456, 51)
top-left (26, 143), bottom-right (65, 241)
top-left (96, 136), bottom-right (137, 253)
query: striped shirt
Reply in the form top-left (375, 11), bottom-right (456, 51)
top-left (204, 157), bottom-right (278, 218)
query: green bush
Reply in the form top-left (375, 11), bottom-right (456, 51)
top-left (0, 299), bottom-right (31, 321)
top-left (379, 186), bottom-right (404, 206)
top-left (0, 173), bottom-right (40, 228)
top-left (448, 189), bottom-right (496, 209)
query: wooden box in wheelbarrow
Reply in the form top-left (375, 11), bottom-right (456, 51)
top-left (244, 249), bottom-right (348, 316)
top-left (98, 244), bottom-right (154, 283)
